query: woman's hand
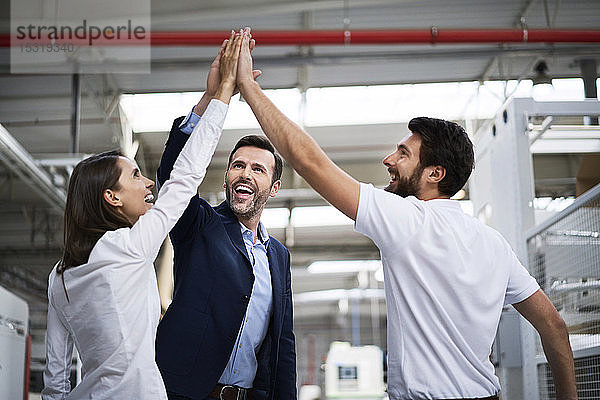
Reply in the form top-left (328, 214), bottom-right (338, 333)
top-left (213, 29), bottom-right (244, 104)
top-left (195, 28), bottom-right (260, 114)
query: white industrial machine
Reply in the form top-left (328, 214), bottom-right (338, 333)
top-left (324, 341), bottom-right (386, 400)
top-left (0, 285), bottom-right (29, 400)
top-left (299, 384), bottom-right (321, 400)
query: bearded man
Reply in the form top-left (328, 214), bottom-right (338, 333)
top-left (233, 32), bottom-right (576, 400)
top-left (154, 29), bottom-right (296, 400)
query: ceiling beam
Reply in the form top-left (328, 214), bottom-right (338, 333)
top-left (514, 0), bottom-right (539, 27)
top-left (144, 43), bottom-right (600, 71)
top-left (0, 124), bottom-right (66, 213)
top-left (151, 0), bottom-right (405, 26)
top-left (0, 266), bottom-right (48, 304)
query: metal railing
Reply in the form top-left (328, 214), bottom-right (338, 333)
top-left (526, 183), bottom-right (600, 400)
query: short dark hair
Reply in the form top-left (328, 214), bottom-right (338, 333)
top-left (60, 150), bottom-right (132, 272)
top-left (227, 135), bottom-right (283, 184)
top-left (408, 117), bottom-right (474, 197)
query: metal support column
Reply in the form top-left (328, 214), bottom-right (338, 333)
top-left (351, 297), bottom-right (360, 347)
top-left (70, 72), bottom-right (81, 154)
top-left (580, 59), bottom-right (598, 125)
top-left (370, 273), bottom-right (382, 347)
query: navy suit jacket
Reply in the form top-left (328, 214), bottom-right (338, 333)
top-left (155, 117), bottom-right (297, 400)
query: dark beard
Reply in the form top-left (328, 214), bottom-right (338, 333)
top-left (384, 165), bottom-right (423, 198)
top-left (226, 181), bottom-right (271, 220)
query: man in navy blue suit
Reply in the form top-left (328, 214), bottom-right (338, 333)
top-left (155, 29), bottom-right (296, 400)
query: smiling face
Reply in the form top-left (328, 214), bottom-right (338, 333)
top-left (382, 133), bottom-right (425, 198)
top-left (225, 146), bottom-right (281, 221)
top-left (105, 157), bottom-right (155, 225)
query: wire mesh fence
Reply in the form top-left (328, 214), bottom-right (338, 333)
top-left (527, 183), bottom-right (600, 400)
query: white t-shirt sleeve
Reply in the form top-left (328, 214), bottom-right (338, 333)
top-left (503, 240), bottom-right (540, 306)
top-left (354, 182), bottom-right (423, 250)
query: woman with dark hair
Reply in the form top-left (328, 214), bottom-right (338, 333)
top-left (41, 31), bottom-right (245, 400)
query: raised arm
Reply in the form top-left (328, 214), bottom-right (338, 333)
top-left (128, 31), bottom-right (242, 259)
top-left (156, 116), bottom-right (191, 189)
top-left (156, 39), bottom-right (231, 189)
top-left (192, 30), bottom-right (260, 118)
top-left (513, 290), bottom-right (577, 400)
top-left (158, 29), bottom-right (261, 188)
top-left (237, 35), bottom-right (360, 220)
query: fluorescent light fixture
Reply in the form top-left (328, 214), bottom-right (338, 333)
top-left (120, 89), bottom-right (301, 132)
top-left (307, 260), bottom-right (382, 274)
top-left (120, 92), bottom-right (202, 132)
top-left (262, 199), bottom-right (566, 231)
top-left (533, 197), bottom-right (575, 212)
top-left (260, 207), bottom-right (290, 229)
top-left (261, 206), bottom-right (354, 229)
top-left (292, 206), bottom-right (353, 227)
top-left (120, 79), bottom-right (587, 134)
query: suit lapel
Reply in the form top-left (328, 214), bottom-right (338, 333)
top-left (267, 246), bottom-right (285, 325)
top-left (216, 201), bottom-right (284, 325)
top-left (216, 201), bottom-right (251, 266)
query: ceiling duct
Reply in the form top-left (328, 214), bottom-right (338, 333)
top-left (0, 123), bottom-right (67, 214)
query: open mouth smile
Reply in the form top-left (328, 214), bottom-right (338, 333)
top-left (144, 193), bottom-right (154, 203)
top-left (388, 170), bottom-right (398, 185)
top-left (233, 183), bottom-right (255, 200)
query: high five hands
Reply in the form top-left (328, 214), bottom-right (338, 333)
top-left (212, 30), bottom-right (243, 104)
top-left (195, 27), bottom-right (261, 112)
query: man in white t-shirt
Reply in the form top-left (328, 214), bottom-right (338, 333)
top-left (234, 35), bottom-right (577, 400)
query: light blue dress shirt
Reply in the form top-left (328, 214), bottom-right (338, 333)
top-left (218, 222), bottom-right (273, 388)
top-left (179, 108), bottom-right (202, 135)
top-left (179, 111), bottom-right (274, 388)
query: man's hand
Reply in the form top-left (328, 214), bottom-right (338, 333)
top-left (237, 30), bottom-right (259, 91)
top-left (205, 38), bottom-right (229, 97)
top-left (206, 28), bottom-right (260, 96)
top-left (219, 30), bottom-right (242, 86)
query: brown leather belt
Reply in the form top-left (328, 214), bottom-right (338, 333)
top-left (208, 383), bottom-right (247, 400)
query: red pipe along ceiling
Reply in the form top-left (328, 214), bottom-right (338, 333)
top-left (150, 29), bottom-right (600, 46)
top-left (2, 29), bottom-right (600, 47)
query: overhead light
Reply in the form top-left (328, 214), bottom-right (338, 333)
top-left (338, 298), bottom-right (349, 314)
top-left (307, 260), bottom-right (382, 274)
top-left (532, 61), bottom-right (552, 86)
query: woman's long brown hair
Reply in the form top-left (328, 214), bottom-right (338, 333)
top-left (58, 150), bottom-right (132, 299)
